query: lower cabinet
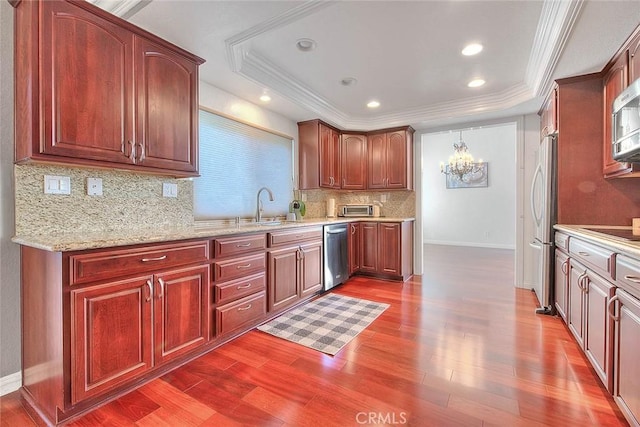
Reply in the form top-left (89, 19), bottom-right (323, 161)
top-left (610, 288), bottom-right (640, 426)
top-left (267, 227), bottom-right (323, 312)
top-left (352, 221), bottom-right (413, 281)
top-left (567, 258), bottom-right (614, 390)
top-left (348, 223), bottom-right (361, 275)
top-left (554, 249), bottom-right (569, 321)
top-left (71, 264), bottom-right (210, 404)
top-left (216, 291), bottom-right (267, 336)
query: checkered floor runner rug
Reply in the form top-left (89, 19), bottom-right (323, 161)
top-left (257, 293), bottom-right (389, 355)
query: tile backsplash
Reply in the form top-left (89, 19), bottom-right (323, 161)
top-left (15, 164), bottom-right (194, 235)
top-left (301, 189), bottom-right (415, 219)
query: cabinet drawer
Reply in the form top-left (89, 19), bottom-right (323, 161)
top-left (215, 272), bottom-right (266, 305)
top-left (268, 227), bottom-right (323, 247)
top-left (214, 234), bottom-right (266, 258)
top-left (213, 253), bottom-right (265, 281)
top-left (555, 232), bottom-right (569, 251)
top-left (615, 255), bottom-right (640, 299)
top-left (70, 240), bottom-right (210, 285)
top-left (216, 291), bottom-right (266, 336)
top-left (569, 238), bottom-right (614, 279)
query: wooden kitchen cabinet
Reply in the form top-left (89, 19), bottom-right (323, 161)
top-left (298, 120), bottom-right (341, 189)
top-left (602, 53), bottom-right (635, 178)
top-left (367, 127), bottom-right (414, 190)
top-left (610, 288), bottom-right (640, 426)
top-left (540, 86), bottom-right (558, 137)
top-left (21, 239), bottom-right (211, 425)
top-left (13, 0), bottom-right (203, 177)
top-left (71, 275), bottom-right (153, 404)
top-left (355, 221), bottom-right (413, 281)
top-left (554, 248), bottom-right (570, 322)
top-left (341, 133), bottom-right (367, 190)
top-left (267, 227), bottom-right (323, 312)
top-left (629, 31), bottom-right (640, 84)
top-left (348, 223), bottom-right (361, 275)
top-left (568, 260), bottom-right (586, 347)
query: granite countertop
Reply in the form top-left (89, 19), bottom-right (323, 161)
top-left (554, 224), bottom-right (640, 259)
top-left (13, 217), bottom-right (415, 252)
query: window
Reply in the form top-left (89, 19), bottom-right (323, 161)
top-left (194, 109), bottom-right (294, 220)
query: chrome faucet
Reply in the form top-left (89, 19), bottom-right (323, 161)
top-left (255, 187), bottom-right (274, 223)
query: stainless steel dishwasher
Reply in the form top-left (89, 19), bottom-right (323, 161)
top-left (323, 224), bottom-right (349, 291)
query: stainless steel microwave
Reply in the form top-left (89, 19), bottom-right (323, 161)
top-left (612, 78), bottom-right (640, 162)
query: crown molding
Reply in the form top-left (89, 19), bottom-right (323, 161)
top-left (87, 0), bottom-right (150, 19)
top-left (225, 0), bottom-right (576, 129)
top-left (525, 0), bottom-right (585, 97)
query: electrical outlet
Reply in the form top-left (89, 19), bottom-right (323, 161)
top-left (162, 182), bottom-right (178, 198)
top-left (44, 175), bottom-right (71, 195)
top-left (87, 178), bottom-right (103, 196)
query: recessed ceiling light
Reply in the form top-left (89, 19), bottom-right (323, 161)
top-left (341, 77), bottom-right (357, 86)
top-left (259, 94), bottom-right (271, 102)
top-left (296, 38), bottom-right (317, 52)
top-left (367, 100), bottom-right (380, 108)
top-left (462, 43), bottom-right (483, 56)
top-left (468, 79), bottom-right (486, 88)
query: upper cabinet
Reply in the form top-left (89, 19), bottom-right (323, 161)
top-left (341, 133), bottom-right (367, 190)
top-left (601, 27), bottom-right (640, 178)
top-left (367, 127), bottom-right (414, 190)
top-left (540, 86), bottom-right (558, 138)
top-left (13, 0), bottom-right (204, 177)
top-left (298, 120), bottom-right (413, 191)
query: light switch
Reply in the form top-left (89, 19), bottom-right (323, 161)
top-left (87, 178), bottom-right (103, 196)
top-left (44, 175), bottom-right (71, 195)
top-left (162, 182), bottom-right (178, 198)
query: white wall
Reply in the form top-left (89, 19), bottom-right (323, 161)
top-left (422, 122), bottom-right (517, 249)
top-left (0, 0), bottom-right (22, 389)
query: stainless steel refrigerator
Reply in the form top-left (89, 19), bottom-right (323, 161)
top-left (529, 133), bottom-right (557, 314)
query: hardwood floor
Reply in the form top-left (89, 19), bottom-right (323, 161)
top-left (1, 244), bottom-right (628, 426)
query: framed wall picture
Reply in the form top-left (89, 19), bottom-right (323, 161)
top-left (445, 162), bottom-right (488, 189)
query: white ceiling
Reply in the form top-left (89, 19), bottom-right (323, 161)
top-left (93, 0), bottom-right (640, 131)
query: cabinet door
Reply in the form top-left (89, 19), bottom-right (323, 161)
top-left (135, 37), bottom-right (198, 173)
top-left (348, 223), bottom-right (361, 275)
top-left (71, 276), bottom-right (153, 404)
top-left (319, 124), bottom-right (340, 188)
top-left (268, 247), bottom-right (299, 311)
top-left (299, 241), bottom-right (323, 298)
top-left (629, 32), bottom-right (640, 84)
top-left (603, 53), bottom-right (630, 177)
top-left (584, 272), bottom-right (615, 391)
top-left (341, 134), bottom-right (367, 190)
top-left (568, 262), bottom-right (586, 347)
top-left (41, 1), bottom-right (135, 164)
top-left (378, 223), bottom-right (401, 275)
top-left (154, 265), bottom-right (209, 365)
top-left (386, 131), bottom-right (409, 189)
top-left (612, 289), bottom-right (640, 426)
top-left (360, 222), bottom-right (379, 273)
top-left (554, 250), bottom-right (569, 322)
top-left (367, 133), bottom-right (387, 189)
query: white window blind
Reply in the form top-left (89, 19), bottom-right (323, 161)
top-left (194, 110), bottom-right (294, 220)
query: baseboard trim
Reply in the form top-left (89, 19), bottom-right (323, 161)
top-left (0, 371), bottom-right (21, 396)
top-left (424, 240), bottom-right (515, 250)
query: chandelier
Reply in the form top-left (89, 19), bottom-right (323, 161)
top-left (440, 131), bottom-right (483, 181)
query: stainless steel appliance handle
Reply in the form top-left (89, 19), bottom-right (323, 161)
top-left (530, 163), bottom-right (543, 227)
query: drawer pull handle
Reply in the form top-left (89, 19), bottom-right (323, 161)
top-left (608, 295), bottom-right (620, 321)
top-left (295, 235), bottom-right (305, 238)
top-left (236, 243), bottom-right (252, 248)
top-left (236, 264), bottom-right (252, 269)
top-left (624, 275), bottom-right (640, 283)
top-left (238, 304), bottom-right (252, 311)
top-left (578, 251), bottom-right (589, 256)
top-left (237, 284), bottom-right (252, 289)
top-left (141, 255), bottom-right (167, 262)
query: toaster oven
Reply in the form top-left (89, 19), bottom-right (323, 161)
top-left (338, 204), bottom-right (374, 217)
